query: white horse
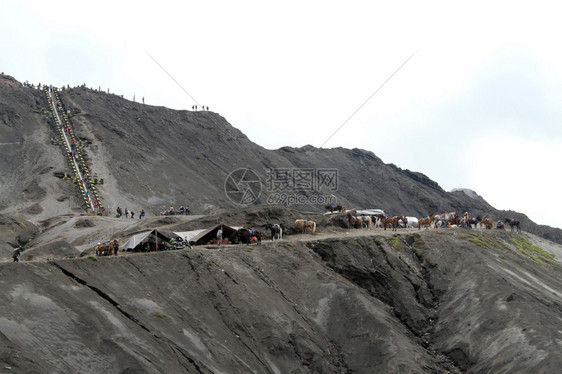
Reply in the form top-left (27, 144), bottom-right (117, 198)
top-left (373, 215), bottom-right (386, 229)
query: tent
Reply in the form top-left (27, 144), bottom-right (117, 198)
top-left (174, 224), bottom-right (240, 246)
top-left (121, 229), bottom-right (173, 251)
top-left (354, 209), bottom-right (386, 216)
top-left (173, 229), bottom-right (207, 243)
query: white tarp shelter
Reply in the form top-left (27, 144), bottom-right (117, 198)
top-left (173, 229), bottom-right (207, 243)
top-left (353, 209), bottom-right (386, 216)
top-left (122, 230), bottom-right (153, 250)
top-left (121, 229), bottom-right (172, 251)
top-left (174, 224), bottom-right (242, 245)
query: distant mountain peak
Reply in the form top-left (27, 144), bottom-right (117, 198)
top-left (451, 188), bottom-right (479, 199)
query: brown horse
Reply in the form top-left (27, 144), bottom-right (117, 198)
top-left (347, 210), bottom-right (360, 228)
top-left (95, 239), bottom-right (119, 256)
top-left (389, 216), bottom-right (407, 231)
top-left (347, 210), bottom-right (371, 229)
top-left (295, 219), bottom-right (316, 233)
top-left (377, 215), bottom-right (396, 231)
top-left (418, 214), bottom-right (436, 230)
top-left (479, 218), bottom-right (495, 229)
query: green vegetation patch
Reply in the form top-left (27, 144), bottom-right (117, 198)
top-left (87, 256), bottom-right (98, 261)
top-left (461, 233), bottom-right (508, 251)
top-left (277, 241), bottom-right (295, 248)
top-left (386, 237), bottom-right (401, 250)
top-left (510, 236), bottom-right (557, 266)
top-left (154, 312), bottom-right (166, 318)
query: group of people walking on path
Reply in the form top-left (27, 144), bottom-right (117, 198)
top-left (114, 204), bottom-right (193, 218)
top-left (191, 105), bottom-right (209, 111)
top-left (115, 206), bottom-right (145, 219)
top-left (163, 205), bottom-right (191, 215)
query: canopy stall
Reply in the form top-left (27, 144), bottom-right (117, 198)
top-left (174, 224), bottom-right (240, 246)
top-left (121, 229), bottom-right (172, 251)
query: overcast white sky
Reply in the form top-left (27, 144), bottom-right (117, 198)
top-left (2, 0), bottom-right (561, 229)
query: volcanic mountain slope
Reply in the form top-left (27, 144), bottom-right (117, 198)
top-left (1, 220), bottom-right (561, 373)
top-left (1, 74), bottom-right (561, 373)
top-left (1, 72), bottom-right (561, 249)
top-left (0, 75), bottom-right (73, 215)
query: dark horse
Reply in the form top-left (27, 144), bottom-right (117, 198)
top-left (235, 228), bottom-right (262, 245)
top-left (264, 223), bottom-right (283, 240)
top-left (505, 218), bottom-right (521, 233)
top-left (464, 216), bottom-right (481, 229)
top-left (326, 204), bottom-right (345, 213)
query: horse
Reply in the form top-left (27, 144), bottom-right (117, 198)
top-left (418, 214), bottom-right (436, 230)
top-left (479, 218), bottom-right (495, 229)
top-left (397, 218), bottom-right (405, 228)
top-left (388, 216), bottom-right (407, 231)
top-left (95, 239), bottom-right (119, 256)
top-left (372, 214), bottom-right (389, 229)
top-left (346, 210), bottom-right (371, 229)
top-left (448, 213), bottom-right (461, 225)
top-left (265, 223), bottom-right (283, 240)
top-left (375, 215), bottom-right (394, 230)
top-left (463, 216), bottom-right (481, 229)
top-left (434, 212), bottom-right (459, 227)
top-left (325, 204), bottom-right (345, 213)
top-left (360, 215), bottom-right (372, 229)
top-left (505, 218), bottom-right (521, 233)
top-left (353, 215), bottom-right (372, 229)
top-left (235, 229), bottom-right (262, 245)
top-left (373, 214), bottom-right (384, 228)
top-left (295, 219), bottom-right (316, 234)
top-left (346, 210), bottom-right (360, 228)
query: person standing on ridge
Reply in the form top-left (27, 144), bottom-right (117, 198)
top-left (13, 247), bottom-right (21, 262)
top-left (216, 226), bottom-right (223, 246)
